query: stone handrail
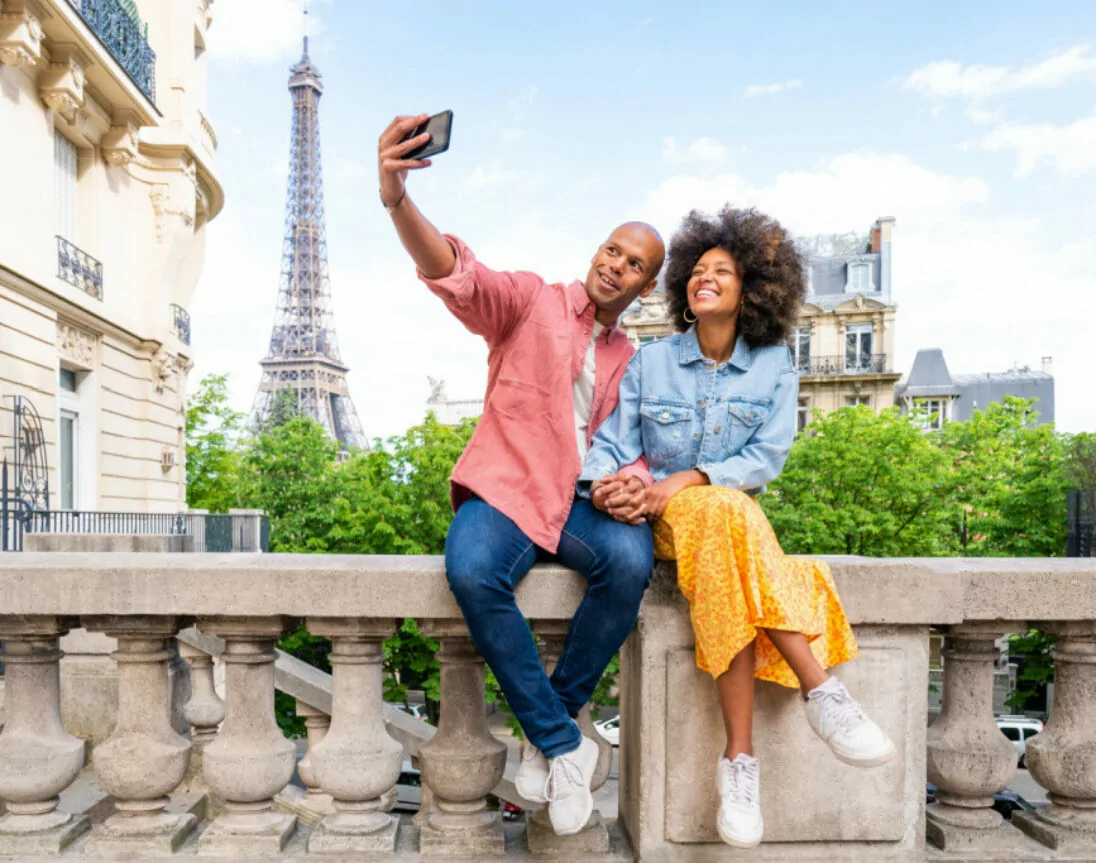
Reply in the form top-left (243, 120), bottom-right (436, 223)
top-left (0, 553), bottom-right (1093, 861)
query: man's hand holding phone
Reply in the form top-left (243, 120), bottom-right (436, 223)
top-left (377, 114), bottom-right (434, 210)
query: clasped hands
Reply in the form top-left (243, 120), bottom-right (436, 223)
top-left (591, 470), bottom-right (704, 525)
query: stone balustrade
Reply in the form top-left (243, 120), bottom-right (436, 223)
top-left (0, 552), bottom-right (1092, 862)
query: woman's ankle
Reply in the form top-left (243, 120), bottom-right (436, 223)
top-left (725, 744), bottom-right (754, 760)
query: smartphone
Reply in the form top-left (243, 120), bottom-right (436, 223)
top-left (402, 110), bottom-right (453, 160)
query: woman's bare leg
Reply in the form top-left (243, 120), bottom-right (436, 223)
top-left (716, 639), bottom-right (757, 759)
top-left (763, 629), bottom-right (829, 697)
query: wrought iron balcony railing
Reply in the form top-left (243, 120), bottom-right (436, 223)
top-left (56, 236), bottom-right (103, 300)
top-left (65, 0), bottom-right (156, 103)
top-left (795, 354), bottom-right (889, 376)
top-left (171, 303), bottom-right (191, 345)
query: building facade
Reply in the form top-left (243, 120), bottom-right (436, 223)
top-left (620, 218), bottom-right (901, 431)
top-left (896, 348), bottom-right (1055, 428)
top-left (0, 0), bottom-right (222, 513)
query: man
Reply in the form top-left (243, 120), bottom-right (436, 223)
top-left (378, 114), bottom-right (662, 836)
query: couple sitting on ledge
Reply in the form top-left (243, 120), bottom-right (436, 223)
top-left (378, 115), bottom-right (895, 848)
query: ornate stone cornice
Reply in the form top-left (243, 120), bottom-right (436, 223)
top-left (149, 186), bottom-right (195, 241)
top-left (39, 43), bottom-right (88, 124)
top-left (56, 320), bottom-right (97, 370)
top-left (0, 2), bottom-right (43, 68)
top-left (151, 346), bottom-right (191, 393)
top-left (102, 111), bottom-right (140, 166)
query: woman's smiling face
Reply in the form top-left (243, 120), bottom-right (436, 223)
top-left (687, 247), bottom-right (743, 321)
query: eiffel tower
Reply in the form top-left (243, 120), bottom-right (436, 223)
top-left (250, 18), bottom-right (365, 450)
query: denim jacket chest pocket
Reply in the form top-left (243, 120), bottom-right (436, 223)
top-left (639, 400), bottom-right (694, 468)
top-left (720, 397), bottom-right (772, 452)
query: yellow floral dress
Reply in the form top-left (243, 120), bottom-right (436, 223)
top-left (653, 485), bottom-right (858, 688)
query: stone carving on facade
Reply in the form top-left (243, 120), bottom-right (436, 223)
top-left (149, 186), bottom-right (195, 241)
top-left (151, 347), bottom-right (191, 394)
top-left (101, 121), bottom-right (140, 166)
top-left (0, 4), bottom-right (44, 68)
top-left (56, 321), bottom-right (96, 369)
top-left (38, 46), bottom-right (87, 124)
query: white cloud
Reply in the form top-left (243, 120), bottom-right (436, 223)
top-left (662, 136), bottom-right (729, 165)
top-left (744, 79), bottom-right (803, 97)
top-left (903, 45), bottom-right (1096, 99)
top-left (208, 0), bottom-right (326, 65)
top-left (966, 107), bottom-right (1001, 125)
top-left (973, 115), bottom-right (1096, 176)
top-left (501, 129), bottom-right (523, 142)
top-left (631, 151), bottom-right (1095, 432)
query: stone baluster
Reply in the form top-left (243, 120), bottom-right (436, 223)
top-left (0, 616), bottom-right (88, 854)
top-left (526, 621), bottom-right (611, 854)
top-left (178, 639), bottom-right (226, 748)
top-left (418, 620), bottom-right (507, 857)
top-left (307, 618), bottom-right (403, 853)
top-left (925, 622), bottom-right (1032, 854)
top-left (196, 616), bottom-right (299, 854)
top-left (295, 701), bottom-right (334, 814)
top-left (1014, 622), bottom-right (1096, 854)
top-left (82, 616), bottom-right (195, 854)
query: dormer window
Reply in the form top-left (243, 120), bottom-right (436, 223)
top-left (846, 261), bottom-right (873, 294)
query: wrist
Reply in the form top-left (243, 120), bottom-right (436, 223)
top-left (380, 186), bottom-right (406, 214)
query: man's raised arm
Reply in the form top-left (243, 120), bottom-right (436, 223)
top-left (377, 114), bottom-right (455, 279)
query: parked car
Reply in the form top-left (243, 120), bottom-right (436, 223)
top-left (392, 702), bottom-right (427, 721)
top-left (996, 715), bottom-right (1044, 768)
top-left (392, 761), bottom-right (422, 811)
top-left (926, 782), bottom-right (1036, 821)
top-left (595, 715), bottom-right (619, 747)
top-left (501, 800), bottom-right (524, 822)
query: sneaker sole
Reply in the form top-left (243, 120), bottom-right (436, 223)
top-left (832, 738), bottom-right (897, 769)
top-left (717, 819), bottom-right (762, 848)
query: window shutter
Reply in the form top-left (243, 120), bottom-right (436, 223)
top-left (54, 132), bottom-right (78, 241)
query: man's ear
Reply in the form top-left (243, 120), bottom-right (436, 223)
top-left (639, 279), bottom-right (658, 298)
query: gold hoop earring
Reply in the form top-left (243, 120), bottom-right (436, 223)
top-left (683, 308), bottom-right (697, 324)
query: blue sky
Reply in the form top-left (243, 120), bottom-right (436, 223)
top-left (191, 0), bottom-right (1096, 437)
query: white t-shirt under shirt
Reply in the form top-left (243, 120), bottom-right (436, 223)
top-left (573, 321), bottom-right (604, 461)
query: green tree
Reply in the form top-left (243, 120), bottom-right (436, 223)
top-left (185, 374), bottom-right (245, 512)
top-left (1064, 432), bottom-right (1096, 490)
top-left (762, 406), bottom-right (955, 556)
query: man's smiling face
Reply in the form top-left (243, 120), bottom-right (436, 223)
top-left (584, 223), bottom-right (665, 319)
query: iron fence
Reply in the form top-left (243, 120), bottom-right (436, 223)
top-left (57, 236), bottom-right (103, 300)
top-left (65, 0), bottom-right (156, 103)
top-left (796, 354), bottom-right (889, 376)
top-left (1, 509), bottom-right (269, 553)
top-left (1067, 490), bottom-right (1095, 558)
top-left (171, 303), bottom-right (191, 345)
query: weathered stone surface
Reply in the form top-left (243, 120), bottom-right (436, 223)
top-left (22, 534), bottom-right (193, 553)
top-left (527, 809), bottom-right (611, 856)
top-left (308, 813), bottom-right (399, 854)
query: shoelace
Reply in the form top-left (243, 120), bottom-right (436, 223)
top-left (722, 758), bottom-right (759, 807)
top-left (814, 687), bottom-right (867, 735)
top-left (543, 752), bottom-right (584, 803)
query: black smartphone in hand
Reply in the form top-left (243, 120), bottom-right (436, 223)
top-left (402, 110), bottom-right (453, 160)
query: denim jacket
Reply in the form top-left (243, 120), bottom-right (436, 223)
top-left (578, 326), bottom-right (798, 492)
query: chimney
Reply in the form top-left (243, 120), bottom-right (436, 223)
top-left (870, 225), bottom-right (881, 253)
top-left (1042, 356), bottom-right (1053, 376)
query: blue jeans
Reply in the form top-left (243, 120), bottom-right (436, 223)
top-left (445, 497), bottom-right (653, 759)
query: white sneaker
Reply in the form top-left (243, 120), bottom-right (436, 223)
top-left (716, 753), bottom-right (763, 848)
top-left (545, 736), bottom-right (599, 836)
top-left (805, 677), bottom-right (896, 768)
top-left (515, 741), bottom-right (549, 805)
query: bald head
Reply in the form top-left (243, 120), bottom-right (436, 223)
top-left (584, 221), bottom-right (666, 322)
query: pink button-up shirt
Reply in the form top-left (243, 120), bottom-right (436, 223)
top-left (420, 236), bottom-right (652, 552)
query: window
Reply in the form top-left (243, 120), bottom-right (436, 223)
top-left (54, 131), bottom-right (78, 241)
top-left (846, 262), bottom-right (873, 294)
top-left (59, 368), bottom-right (78, 392)
top-left (845, 395), bottom-right (871, 408)
top-left (59, 410), bottom-right (77, 510)
top-left (797, 398), bottom-right (810, 433)
top-left (1000, 727), bottom-right (1021, 742)
top-left (845, 323), bottom-right (873, 372)
top-left (790, 327), bottom-right (811, 373)
top-left (915, 398), bottom-right (946, 430)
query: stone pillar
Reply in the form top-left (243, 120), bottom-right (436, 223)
top-left (0, 616), bottom-right (89, 854)
top-left (926, 622), bottom-right (1030, 853)
top-left (82, 616), bottom-right (195, 854)
top-left (418, 620), bottom-right (507, 857)
top-left (228, 508), bottom-right (265, 552)
top-left (197, 616), bottom-right (298, 855)
top-left (526, 622), bottom-right (611, 854)
top-left (178, 639), bottom-right (225, 748)
top-left (307, 618), bottom-right (402, 854)
top-left (1015, 622), bottom-right (1096, 854)
top-left (295, 701), bottom-right (334, 813)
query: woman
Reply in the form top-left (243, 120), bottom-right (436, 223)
top-left (579, 207), bottom-right (894, 849)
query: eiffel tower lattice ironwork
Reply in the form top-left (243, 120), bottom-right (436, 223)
top-left (250, 29), bottom-right (365, 450)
